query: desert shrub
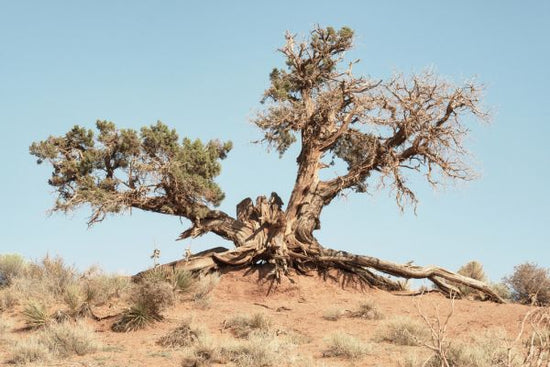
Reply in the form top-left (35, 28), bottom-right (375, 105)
top-left (0, 288), bottom-right (18, 311)
top-left (323, 307), bottom-right (344, 321)
top-left (63, 283), bottom-right (83, 316)
top-left (0, 316), bottom-right (13, 342)
top-left (350, 300), bottom-right (384, 320)
top-left (0, 253), bottom-right (27, 287)
top-left (323, 331), bottom-right (370, 359)
top-left (504, 262), bottom-right (550, 305)
top-left (157, 318), bottom-right (204, 348)
top-left (424, 328), bottom-right (513, 367)
top-left (224, 313), bottom-right (273, 338)
top-left (22, 301), bottom-right (50, 329)
top-left (456, 260), bottom-right (488, 298)
top-left (10, 337), bottom-right (51, 365)
top-left (490, 282), bottom-right (512, 301)
top-left (220, 332), bottom-right (288, 367)
top-left (31, 255), bottom-right (77, 298)
top-left (193, 272), bottom-right (220, 301)
top-left (112, 280), bottom-right (173, 332)
top-left (38, 321), bottom-right (99, 357)
top-left (172, 269), bottom-right (195, 293)
top-left (375, 316), bottom-right (429, 346)
top-left (82, 272), bottom-right (130, 306)
top-left (181, 335), bottom-right (227, 367)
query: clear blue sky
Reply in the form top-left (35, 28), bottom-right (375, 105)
top-left (1, 1), bottom-right (548, 282)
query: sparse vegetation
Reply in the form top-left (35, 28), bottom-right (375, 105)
top-left (323, 307), bottom-right (344, 321)
top-left (224, 313), bottom-right (273, 338)
top-left (157, 318), bottom-right (203, 348)
top-left (38, 321), bottom-right (99, 357)
top-left (0, 254), bottom-right (26, 288)
top-left (323, 331), bottom-right (370, 359)
top-left (22, 301), bottom-right (50, 329)
top-left (375, 316), bottom-right (430, 346)
top-left (504, 262), bottom-right (550, 306)
top-left (10, 337), bottom-right (52, 365)
top-left (457, 260), bottom-right (488, 298)
top-left (350, 300), bottom-right (384, 320)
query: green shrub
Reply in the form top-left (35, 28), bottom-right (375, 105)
top-left (504, 262), bottom-right (550, 305)
top-left (0, 253), bottom-right (26, 287)
top-left (172, 269), bottom-right (195, 293)
top-left (112, 280), bottom-right (173, 332)
top-left (22, 301), bottom-right (50, 329)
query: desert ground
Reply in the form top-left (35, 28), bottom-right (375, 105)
top-left (1, 260), bottom-right (542, 367)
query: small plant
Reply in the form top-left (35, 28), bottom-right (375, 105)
top-left (112, 301), bottom-right (162, 332)
top-left (504, 262), bottom-right (550, 305)
top-left (112, 280), bottom-right (173, 332)
top-left (224, 313), bottom-right (272, 338)
top-left (10, 337), bottom-right (51, 365)
top-left (323, 307), bottom-right (344, 321)
top-left (456, 260), bottom-right (488, 298)
top-left (22, 301), bottom-right (50, 329)
top-left (172, 269), bottom-right (194, 293)
top-left (157, 318), bottom-right (203, 348)
top-left (38, 321), bottom-right (99, 357)
top-left (63, 283), bottom-right (83, 316)
top-left (323, 331), bottom-right (370, 359)
top-left (375, 316), bottom-right (429, 346)
top-left (193, 272), bottom-right (220, 301)
top-left (350, 300), bottom-right (384, 320)
top-left (221, 332), bottom-right (288, 367)
top-left (0, 253), bottom-right (26, 287)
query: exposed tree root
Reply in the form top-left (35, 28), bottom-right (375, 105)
top-left (133, 246), bottom-right (506, 303)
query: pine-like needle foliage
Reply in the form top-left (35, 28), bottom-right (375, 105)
top-left (30, 121), bottom-right (232, 225)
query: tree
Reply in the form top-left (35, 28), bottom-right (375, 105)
top-left (30, 26), bottom-right (503, 302)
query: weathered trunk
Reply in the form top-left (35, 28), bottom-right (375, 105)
top-left (140, 190), bottom-right (507, 304)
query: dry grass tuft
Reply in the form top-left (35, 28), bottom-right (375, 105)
top-left (375, 316), bottom-right (429, 346)
top-left (350, 300), bottom-right (384, 320)
top-left (323, 307), bottom-right (344, 321)
top-left (224, 313), bottom-right (273, 338)
top-left (323, 331), bottom-right (370, 359)
top-left (157, 318), bottom-right (204, 348)
top-left (38, 321), bottom-right (99, 357)
top-left (10, 337), bottom-right (52, 365)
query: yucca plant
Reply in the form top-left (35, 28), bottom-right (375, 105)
top-left (22, 301), bottom-right (50, 329)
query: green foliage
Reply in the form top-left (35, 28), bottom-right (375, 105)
top-left (30, 120), bottom-right (232, 225)
top-left (0, 254), bottom-right (27, 288)
top-left (22, 301), bottom-right (50, 329)
top-left (112, 279), bottom-right (173, 332)
top-left (504, 262), bottom-right (550, 305)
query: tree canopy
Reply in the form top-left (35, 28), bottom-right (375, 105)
top-left (31, 26), bottom-right (502, 302)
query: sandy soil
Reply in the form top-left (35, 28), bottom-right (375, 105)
top-left (0, 268), bottom-right (533, 366)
